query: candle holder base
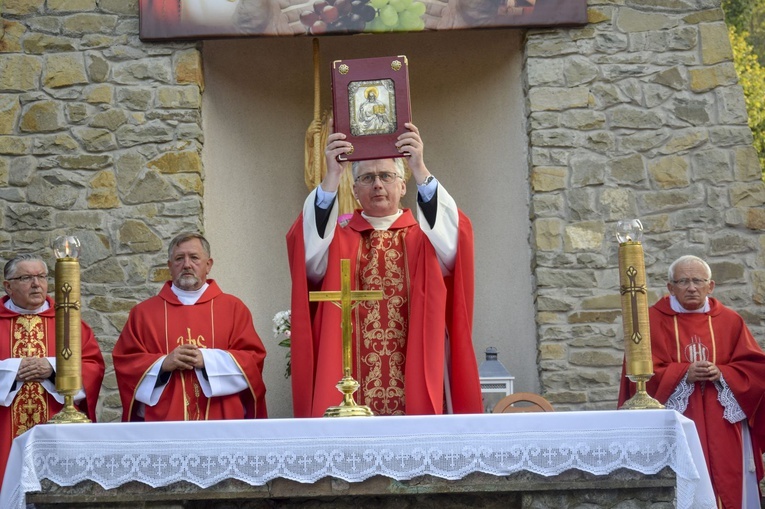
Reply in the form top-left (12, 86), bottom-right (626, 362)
top-left (620, 376), bottom-right (664, 410)
top-left (48, 395), bottom-right (91, 424)
top-left (324, 375), bottom-right (374, 417)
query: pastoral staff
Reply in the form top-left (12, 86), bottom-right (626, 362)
top-left (113, 232), bottom-right (267, 421)
top-left (287, 120), bottom-right (483, 417)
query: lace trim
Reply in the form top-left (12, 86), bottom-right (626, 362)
top-left (665, 372), bottom-right (694, 413)
top-left (716, 374), bottom-right (746, 423)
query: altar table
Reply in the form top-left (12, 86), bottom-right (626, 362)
top-left (0, 409), bottom-right (715, 509)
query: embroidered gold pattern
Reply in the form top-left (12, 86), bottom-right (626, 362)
top-left (355, 229), bottom-right (408, 415)
top-left (177, 327), bottom-right (207, 420)
top-left (11, 316), bottom-right (48, 436)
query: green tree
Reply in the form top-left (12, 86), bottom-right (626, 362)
top-left (729, 26), bottom-right (765, 174)
top-left (723, 0), bottom-right (765, 64)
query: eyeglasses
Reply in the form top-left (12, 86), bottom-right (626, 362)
top-left (355, 172), bottom-right (401, 186)
top-left (671, 278), bottom-right (709, 288)
top-left (6, 274), bottom-right (49, 284)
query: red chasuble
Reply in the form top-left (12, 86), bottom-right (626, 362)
top-left (619, 296), bottom-right (765, 509)
top-left (113, 280), bottom-right (267, 422)
top-left (287, 208), bottom-right (483, 418)
top-left (0, 296), bottom-right (105, 489)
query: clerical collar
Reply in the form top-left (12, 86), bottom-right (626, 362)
top-left (171, 283), bottom-right (209, 305)
top-left (669, 295), bottom-right (710, 313)
top-left (4, 299), bottom-right (50, 315)
top-left (361, 210), bottom-right (403, 230)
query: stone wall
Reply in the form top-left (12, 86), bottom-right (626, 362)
top-left (526, 0), bottom-right (765, 409)
top-left (0, 0), bottom-right (204, 421)
top-left (0, 0), bottom-right (762, 421)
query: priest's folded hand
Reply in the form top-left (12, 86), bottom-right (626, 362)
top-left (17, 357), bottom-right (53, 382)
top-left (162, 344), bottom-right (203, 372)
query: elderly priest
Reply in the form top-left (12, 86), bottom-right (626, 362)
top-left (287, 121), bottom-right (482, 417)
top-left (0, 254), bottom-right (105, 488)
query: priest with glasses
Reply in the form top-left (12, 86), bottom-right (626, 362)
top-left (287, 121), bottom-right (482, 418)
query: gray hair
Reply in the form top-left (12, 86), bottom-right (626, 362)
top-left (4, 254), bottom-right (48, 280)
top-left (668, 255), bottom-right (712, 281)
top-left (352, 157), bottom-right (405, 180)
top-left (168, 232), bottom-right (211, 259)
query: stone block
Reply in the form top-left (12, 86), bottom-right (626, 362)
top-left (700, 22), bottom-right (733, 65)
top-left (529, 86), bottom-right (590, 112)
top-left (90, 108), bottom-right (127, 130)
top-left (157, 86), bottom-right (202, 109)
top-left (0, 95), bottom-right (21, 134)
top-left (648, 155), bottom-right (690, 189)
top-left (48, 0), bottom-right (97, 11)
top-left (72, 127), bottom-right (117, 152)
top-left (570, 153), bottom-right (607, 186)
top-left (534, 218), bottom-right (562, 251)
top-left (731, 181), bottom-right (765, 207)
top-left (564, 221), bottom-right (604, 252)
top-left (99, 0), bottom-right (139, 15)
top-left (148, 150), bottom-right (203, 175)
top-left (660, 128), bottom-right (707, 154)
top-left (116, 122), bottom-right (174, 147)
top-left (531, 166), bottom-right (567, 192)
top-left (689, 62), bottom-right (738, 92)
top-left (0, 158), bottom-right (8, 185)
top-left (43, 53), bottom-right (88, 88)
top-left (20, 100), bottom-right (64, 132)
top-left (600, 187), bottom-right (637, 220)
top-left (616, 7), bottom-right (678, 33)
top-left (708, 125), bottom-right (754, 147)
top-left (123, 171), bottom-right (178, 204)
top-left (2, 0), bottom-right (45, 15)
top-left (539, 343), bottom-right (566, 360)
top-left (175, 49), bottom-right (204, 88)
top-left (569, 350), bottom-right (623, 367)
top-left (652, 67), bottom-right (685, 90)
top-left (83, 84), bottom-right (114, 104)
top-left (568, 311), bottom-right (620, 324)
top-left (118, 219), bottom-right (163, 253)
top-left (22, 33), bottom-right (76, 54)
top-left (8, 155), bottom-right (36, 186)
top-left (0, 55), bottom-right (42, 91)
top-left (734, 146), bottom-right (763, 182)
top-left (0, 136), bottom-right (31, 154)
top-left (62, 13), bottom-right (119, 35)
top-left (0, 20), bottom-right (25, 53)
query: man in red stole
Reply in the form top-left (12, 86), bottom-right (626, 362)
top-left (619, 255), bottom-right (765, 509)
top-left (0, 254), bottom-right (104, 488)
top-left (113, 233), bottom-right (267, 422)
top-left (287, 121), bottom-right (483, 417)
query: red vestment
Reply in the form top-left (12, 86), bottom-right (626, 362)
top-left (113, 280), bottom-right (267, 422)
top-left (618, 296), bottom-right (765, 509)
top-left (287, 207), bottom-right (483, 417)
top-left (0, 296), bottom-right (104, 489)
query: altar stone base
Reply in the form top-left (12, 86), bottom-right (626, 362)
top-left (27, 469), bottom-right (676, 508)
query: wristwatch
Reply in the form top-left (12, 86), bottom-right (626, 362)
top-left (418, 175), bottom-right (435, 186)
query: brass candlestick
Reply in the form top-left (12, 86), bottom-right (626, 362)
top-left (310, 259), bottom-right (382, 417)
top-left (616, 220), bottom-right (663, 410)
top-left (48, 235), bottom-right (91, 424)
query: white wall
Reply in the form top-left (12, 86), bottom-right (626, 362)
top-left (202, 29), bottom-right (537, 418)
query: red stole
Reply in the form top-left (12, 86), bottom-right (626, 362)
top-left (356, 228), bottom-right (409, 415)
top-left (10, 315), bottom-right (50, 436)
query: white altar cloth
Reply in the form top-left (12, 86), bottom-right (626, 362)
top-left (1, 409), bottom-right (715, 509)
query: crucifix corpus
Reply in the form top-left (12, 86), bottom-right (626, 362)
top-left (309, 259), bottom-right (383, 417)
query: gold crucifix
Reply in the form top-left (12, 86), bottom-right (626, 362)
top-left (310, 259), bottom-right (383, 417)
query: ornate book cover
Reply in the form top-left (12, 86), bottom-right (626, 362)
top-left (331, 55), bottom-right (411, 162)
